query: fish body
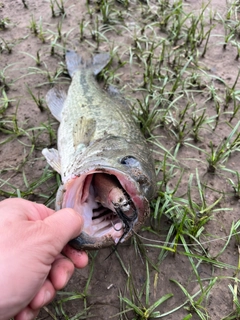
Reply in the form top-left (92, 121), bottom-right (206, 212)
top-left (42, 50), bottom-right (156, 250)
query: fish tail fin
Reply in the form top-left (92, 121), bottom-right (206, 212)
top-left (65, 50), bottom-right (110, 77)
top-left (92, 52), bottom-right (111, 75)
top-left (65, 50), bottom-right (83, 77)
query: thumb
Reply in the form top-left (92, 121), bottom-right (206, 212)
top-left (43, 208), bottom-right (83, 253)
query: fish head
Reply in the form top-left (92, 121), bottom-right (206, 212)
top-left (57, 137), bottom-right (156, 250)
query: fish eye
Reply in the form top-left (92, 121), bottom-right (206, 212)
top-left (120, 156), bottom-right (140, 167)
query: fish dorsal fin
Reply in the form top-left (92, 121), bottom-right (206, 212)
top-left (73, 117), bottom-right (96, 148)
top-left (42, 148), bottom-right (61, 174)
top-left (65, 50), bottom-right (110, 77)
top-left (46, 88), bottom-right (66, 122)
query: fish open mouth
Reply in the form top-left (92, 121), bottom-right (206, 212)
top-left (56, 170), bottom-right (147, 249)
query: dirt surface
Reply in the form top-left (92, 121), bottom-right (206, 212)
top-left (1, 0), bottom-right (240, 319)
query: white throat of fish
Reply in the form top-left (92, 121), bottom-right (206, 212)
top-left (61, 172), bottom-right (138, 244)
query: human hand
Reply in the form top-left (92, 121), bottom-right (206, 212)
top-left (0, 198), bottom-right (88, 320)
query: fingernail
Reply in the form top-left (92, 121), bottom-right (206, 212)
top-left (43, 290), bottom-right (52, 305)
top-left (63, 270), bottom-right (72, 288)
top-left (21, 308), bottom-right (36, 320)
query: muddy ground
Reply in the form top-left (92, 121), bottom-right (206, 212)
top-left (1, 0), bottom-right (240, 319)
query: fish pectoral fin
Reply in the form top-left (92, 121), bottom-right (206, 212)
top-left (73, 117), bottom-right (96, 148)
top-left (46, 88), bottom-right (67, 122)
top-left (42, 148), bottom-right (61, 174)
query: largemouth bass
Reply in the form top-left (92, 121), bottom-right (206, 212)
top-left (42, 50), bottom-right (156, 250)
